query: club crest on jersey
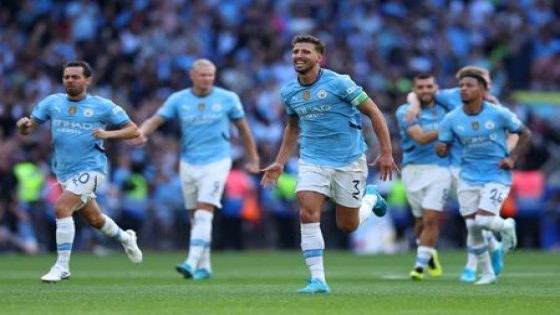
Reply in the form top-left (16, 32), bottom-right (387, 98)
top-left (317, 90), bottom-right (327, 99)
top-left (303, 90), bottom-right (311, 101)
top-left (68, 105), bottom-right (77, 115)
top-left (197, 103), bottom-right (205, 110)
top-left (471, 121), bottom-right (480, 130)
top-left (212, 103), bottom-right (222, 111)
top-left (84, 108), bottom-right (94, 117)
top-left (485, 120), bottom-right (495, 130)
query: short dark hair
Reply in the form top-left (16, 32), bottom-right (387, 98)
top-left (413, 73), bottom-right (435, 84)
top-left (63, 61), bottom-right (93, 77)
top-left (291, 35), bottom-right (325, 54)
top-left (457, 70), bottom-right (488, 90)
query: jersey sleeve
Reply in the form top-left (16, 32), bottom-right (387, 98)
top-left (334, 74), bottom-right (368, 107)
top-left (395, 105), bottom-right (417, 132)
top-left (227, 92), bottom-right (245, 120)
top-left (30, 95), bottom-right (54, 123)
top-left (435, 88), bottom-right (461, 111)
top-left (156, 93), bottom-right (179, 120)
top-left (106, 102), bottom-right (131, 127)
top-left (498, 107), bottom-right (524, 133)
top-left (280, 88), bottom-right (296, 116)
top-left (438, 114), bottom-right (454, 143)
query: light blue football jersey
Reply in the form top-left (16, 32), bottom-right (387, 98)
top-left (435, 88), bottom-right (462, 167)
top-left (438, 102), bottom-right (524, 185)
top-left (156, 86), bottom-right (245, 164)
top-left (281, 68), bottom-right (368, 167)
top-left (396, 103), bottom-right (449, 167)
top-left (31, 93), bottom-right (131, 182)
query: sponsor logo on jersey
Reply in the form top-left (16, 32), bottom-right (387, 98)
top-left (68, 105), bottom-right (77, 115)
top-left (212, 103), bottom-right (222, 111)
top-left (317, 90), bottom-right (327, 99)
top-left (303, 90), bottom-right (311, 101)
top-left (471, 121), bottom-right (479, 130)
top-left (485, 120), bottom-right (495, 130)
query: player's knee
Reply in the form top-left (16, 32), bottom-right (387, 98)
top-left (299, 208), bottom-right (320, 223)
top-left (336, 220), bottom-right (358, 233)
top-left (54, 203), bottom-right (75, 218)
top-left (85, 213), bottom-right (105, 229)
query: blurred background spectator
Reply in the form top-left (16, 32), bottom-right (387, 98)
top-left (1, 0), bottom-right (560, 254)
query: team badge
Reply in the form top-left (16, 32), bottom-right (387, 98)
top-left (212, 103), bottom-right (222, 111)
top-left (84, 108), bottom-right (94, 117)
top-left (317, 90), bottom-right (327, 99)
top-left (68, 105), bottom-right (77, 115)
top-left (485, 120), bottom-right (495, 130)
top-left (197, 103), bottom-right (205, 110)
top-left (303, 90), bottom-right (311, 101)
top-left (471, 121), bottom-right (480, 130)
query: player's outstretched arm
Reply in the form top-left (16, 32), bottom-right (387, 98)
top-left (93, 121), bottom-right (140, 140)
top-left (129, 115), bottom-right (166, 145)
top-left (407, 125), bottom-right (439, 145)
top-left (16, 117), bottom-right (39, 135)
top-left (359, 99), bottom-right (399, 181)
top-left (260, 116), bottom-right (299, 188)
top-left (233, 118), bottom-right (260, 173)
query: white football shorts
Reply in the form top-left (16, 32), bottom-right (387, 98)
top-left (402, 164), bottom-right (451, 218)
top-left (179, 158), bottom-right (232, 210)
top-left (60, 171), bottom-right (106, 209)
top-left (296, 155), bottom-right (367, 208)
top-left (457, 180), bottom-right (511, 216)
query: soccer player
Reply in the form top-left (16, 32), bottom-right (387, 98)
top-left (405, 66), bottom-right (515, 282)
top-left (396, 74), bottom-right (451, 281)
top-left (16, 61), bottom-right (143, 283)
top-left (136, 59), bottom-right (259, 280)
top-left (260, 35), bottom-right (397, 294)
top-left (436, 70), bottom-right (531, 285)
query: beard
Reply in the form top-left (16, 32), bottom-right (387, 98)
top-left (294, 62), bottom-right (315, 75)
top-left (419, 94), bottom-right (434, 105)
top-left (65, 86), bottom-right (83, 96)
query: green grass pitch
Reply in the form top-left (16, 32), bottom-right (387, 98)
top-left (1, 250), bottom-right (559, 315)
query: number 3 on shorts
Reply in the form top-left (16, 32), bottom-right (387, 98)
top-left (352, 180), bottom-right (360, 200)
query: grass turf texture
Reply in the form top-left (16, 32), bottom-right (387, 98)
top-left (1, 251), bottom-right (559, 315)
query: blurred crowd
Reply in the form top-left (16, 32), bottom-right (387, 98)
top-left (1, 0), bottom-right (560, 254)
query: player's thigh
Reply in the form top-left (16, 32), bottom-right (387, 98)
top-left (457, 180), bottom-right (482, 217)
top-left (405, 189), bottom-right (423, 218)
top-left (296, 161), bottom-right (333, 198)
top-left (179, 161), bottom-right (200, 210)
top-left (402, 165), bottom-right (423, 218)
top-left (422, 168), bottom-right (451, 212)
top-left (54, 190), bottom-right (84, 217)
top-left (331, 156), bottom-right (367, 209)
top-left (197, 158), bottom-right (232, 208)
top-left (297, 190), bottom-right (326, 222)
top-left (479, 183), bottom-right (511, 214)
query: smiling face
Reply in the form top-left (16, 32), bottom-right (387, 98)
top-left (63, 66), bottom-right (91, 98)
top-left (412, 77), bottom-right (437, 106)
top-left (292, 42), bottom-right (323, 75)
